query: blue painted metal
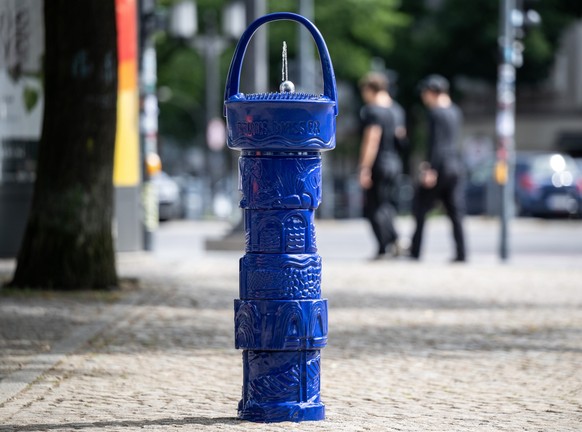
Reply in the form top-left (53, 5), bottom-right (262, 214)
top-left (224, 12), bottom-right (337, 423)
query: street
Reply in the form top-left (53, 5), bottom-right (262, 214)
top-left (156, 215), bottom-right (582, 267)
top-left (1, 215), bottom-right (581, 431)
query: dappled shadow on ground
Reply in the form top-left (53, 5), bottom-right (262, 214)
top-left (0, 281), bottom-right (132, 379)
top-left (327, 290), bottom-right (579, 311)
top-left (2, 270), bottom-right (580, 366)
top-left (0, 416), bottom-right (239, 431)
top-left (81, 285), bottom-right (581, 359)
top-left (326, 322), bottom-right (582, 357)
top-left (0, 297), bottom-right (96, 378)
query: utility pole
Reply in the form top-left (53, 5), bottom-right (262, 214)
top-left (496, 0), bottom-right (517, 261)
top-left (241, 0), bottom-right (268, 93)
top-left (495, 0), bottom-right (540, 260)
top-left (139, 0), bottom-right (160, 251)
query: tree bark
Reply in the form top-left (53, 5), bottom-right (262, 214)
top-left (10, 0), bottom-right (119, 290)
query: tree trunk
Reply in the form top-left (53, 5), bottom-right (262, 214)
top-left (10, 0), bottom-right (119, 290)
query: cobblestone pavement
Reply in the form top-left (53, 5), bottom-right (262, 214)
top-left (1, 218), bottom-right (581, 431)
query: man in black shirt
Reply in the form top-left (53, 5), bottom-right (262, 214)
top-left (358, 72), bottom-right (407, 259)
top-left (410, 75), bottom-right (466, 262)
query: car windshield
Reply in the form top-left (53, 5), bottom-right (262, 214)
top-left (529, 154), bottom-right (579, 182)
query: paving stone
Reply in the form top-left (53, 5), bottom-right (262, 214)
top-left (0, 220), bottom-right (581, 431)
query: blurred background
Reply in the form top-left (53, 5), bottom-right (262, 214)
top-left (154, 0), bottom-right (582, 223)
top-left (1, 0), bottom-right (581, 256)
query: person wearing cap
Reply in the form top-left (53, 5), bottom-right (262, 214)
top-left (358, 72), bottom-right (407, 260)
top-left (410, 74), bottom-right (466, 262)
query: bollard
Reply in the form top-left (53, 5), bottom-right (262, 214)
top-left (224, 12), bottom-right (337, 423)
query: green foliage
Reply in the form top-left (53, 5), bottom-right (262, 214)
top-left (267, 0), bottom-right (409, 83)
top-left (517, 0), bottom-right (582, 83)
top-left (383, 0), bottom-right (582, 157)
top-left (155, 0), bottom-right (231, 146)
top-left (391, 0), bottom-right (582, 103)
top-left (156, 35), bottom-right (205, 142)
top-left (156, 0), bottom-right (409, 144)
top-left (314, 0), bottom-right (410, 83)
top-left (155, 0), bottom-right (582, 150)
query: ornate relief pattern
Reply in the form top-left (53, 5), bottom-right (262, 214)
top-left (232, 104), bottom-right (331, 423)
top-left (239, 156), bottom-right (322, 209)
top-left (226, 11), bottom-right (336, 423)
top-left (236, 167), bottom-right (327, 422)
top-left (245, 209), bottom-right (316, 254)
top-left (238, 351), bottom-right (323, 422)
top-left (234, 299), bottom-right (328, 350)
top-left (240, 254), bottom-right (321, 300)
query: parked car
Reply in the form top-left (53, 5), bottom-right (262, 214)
top-left (152, 171), bottom-right (181, 221)
top-left (515, 153), bottom-right (582, 217)
top-left (464, 153), bottom-right (582, 218)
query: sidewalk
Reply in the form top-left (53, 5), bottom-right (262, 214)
top-left (1, 218), bottom-right (581, 431)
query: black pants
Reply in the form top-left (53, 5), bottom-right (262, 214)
top-left (410, 174), bottom-right (466, 260)
top-left (363, 176), bottom-right (398, 255)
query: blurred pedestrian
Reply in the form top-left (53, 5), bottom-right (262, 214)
top-left (410, 74), bottom-right (466, 262)
top-left (358, 72), bottom-right (407, 260)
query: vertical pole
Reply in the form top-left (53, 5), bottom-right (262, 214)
top-left (202, 11), bottom-right (223, 207)
top-left (496, 0), bottom-right (516, 261)
top-left (204, 13), bottom-right (221, 122)
top-left (113, 0), bottom-right (147, 251)
top-left (297, 0), bottom-right (334, 219)
top-left (241, 0), bottom-right (268, 93)
top-left (141, 44), bottom-right (160, 249)
top-left (298, 0), bottom-right (315, 93)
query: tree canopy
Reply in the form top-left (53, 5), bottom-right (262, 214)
top-left (155, 0), bottom-right (408, 149)
top-left (155, 0), bottom-right (582, 150)
top-left (390, 0), bottom-right (582, 109)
